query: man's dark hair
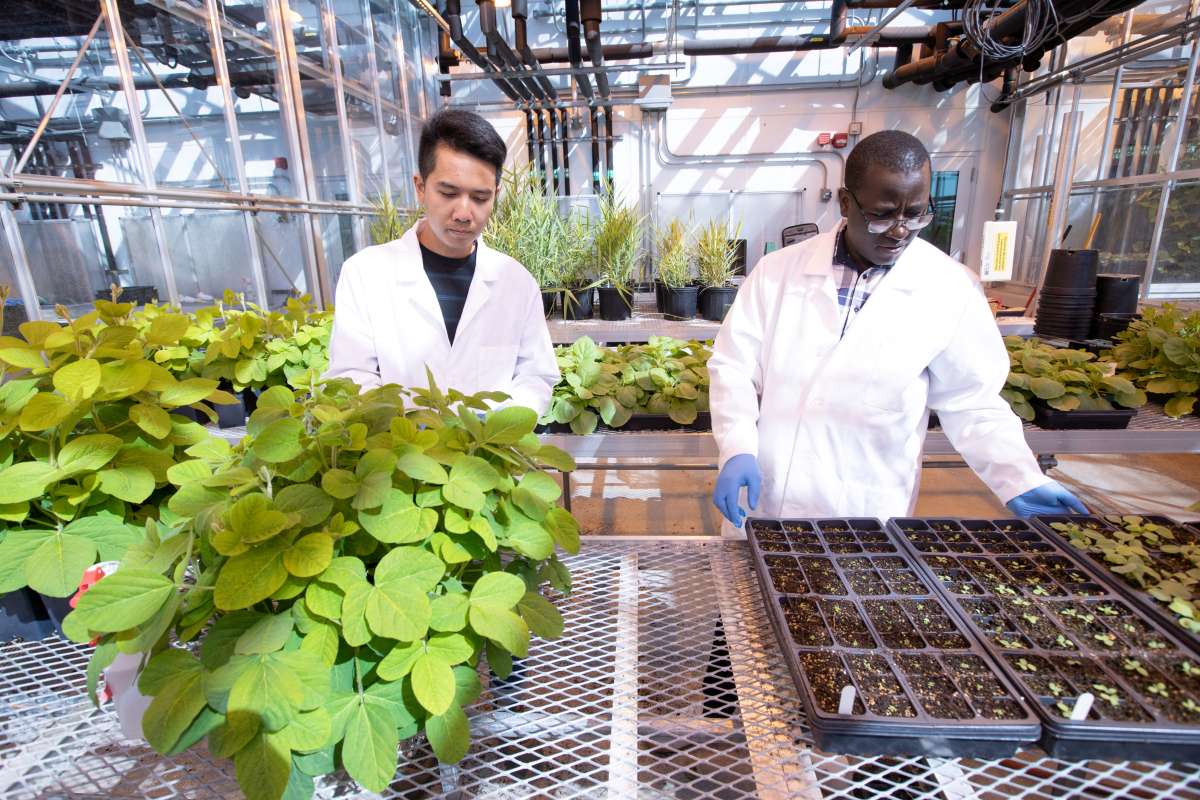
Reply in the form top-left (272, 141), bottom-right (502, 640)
top-left (418, 109), bottom-right (507, 183)
top-left (844, 130), bottom-right (930, 193)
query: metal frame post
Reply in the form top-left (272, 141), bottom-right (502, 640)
top-left (393, 3), bottom-right (420, 205)
top-left (1, 202), bottom-right (43, 322)
top-left (269, 0), bottom-right (334, 306)
top-left (1143, 26), bottom-right (1200, 297)
top-left (362, 0), bottom-right (394, 203)
top-left (203, 0), bottom-right (270, 308)
top-left (101, 0), bottom-right (181, 306)
top-left (320, 0), bottom-right (368, 254)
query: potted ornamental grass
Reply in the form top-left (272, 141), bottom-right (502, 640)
top-left (696, 218), bottom-right (743, 322)
top-left (655, 219), bottom-right (697, 320)
top-left (593, 189), bottom-right (642, 322)
top-left (63, 375), bottom-right (581, 800)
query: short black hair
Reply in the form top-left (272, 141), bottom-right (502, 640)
top-left (844, 130), bottom-right (930, 193)
top-left (418, 109), bottom-right (506, 184)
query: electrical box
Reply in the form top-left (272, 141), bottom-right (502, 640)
top-left (848, 121), bottom-right (863, 136)
top-left (635, 74), bottom-right (672, 110)
top-left (980, 220), bottom-right (1018, 282)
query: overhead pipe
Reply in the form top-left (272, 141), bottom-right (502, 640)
top-left (442, 0), bottom-right (524, 103)
top-left (511, 0), bottom-right (559, 101)
top-left (476, 0), bottom-right (545, 104)
top-left (534, 108), bottom-right (548, 192)
top-left (581, 0), bottom-right (615, 188)
top-left (558, 108), bottom-right (572, 196)
top-left (523, 109), bottom-right (537, 169)
top-left (565, 0), bottom-right (595, 102)
top-left (589, 106), bottom-right (602, 194)
top-left (543, 107), bottom-right (561, 195)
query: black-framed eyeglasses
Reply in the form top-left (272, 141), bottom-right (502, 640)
top-left (845, 188), bottom-right (936, 235)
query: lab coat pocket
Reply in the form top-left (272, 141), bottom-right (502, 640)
top-left (477, 344), bottom-right (519, 394)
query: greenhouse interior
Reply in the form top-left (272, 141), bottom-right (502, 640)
top-left (3, 0), bottom-right (1200, 798)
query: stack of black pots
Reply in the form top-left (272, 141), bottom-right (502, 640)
top-left (1034, 249), bottom-right (1099, 340)
top-left (1090, 273), bottom-right (1140, 340)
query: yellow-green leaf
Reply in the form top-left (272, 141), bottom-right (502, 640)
top-left (130, 403), bottom-right (172, 439)
top-left (284, 533), bottom-right (334, 578)
top-left (53, 358), bottom-right (101, 401)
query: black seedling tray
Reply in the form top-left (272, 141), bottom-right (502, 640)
top-left (536, 411), bottom-right (711, 435)
top-left (1032, 403), bottom-right (1136, 430)
top-left (890, 517), bottom-right (1200, 762)
top-left (1032, 514), bottom-right (1200, 650)
top-left (747, 517), bottom-right (1041, 759)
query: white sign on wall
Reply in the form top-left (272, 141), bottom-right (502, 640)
top-left (980, 220), bottom-right (1018, 282)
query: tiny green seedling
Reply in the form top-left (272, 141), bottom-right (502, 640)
top-left (1149, 640), bottom-right (1168, 650)
top-left (1122, 658), bottom-right (1149, 677)
top-left (1022, 613), bottom-right (1040, 625)
top-left (1181, 661), bottom-right (1200, 677)
top-left (1055, 634), bottom-right (1076, 650)
top-left (1056, 701), bottom-right (1073, 718)
top-left (1016, 658), bottom-right (1038, 673)
top-left (1097, 604), bottom-right (1119, 616)
top-left (1093, 684), bottom-right (1121, 707)
top-left (1147, 682), bottom-right (1170, 698)
top-left (1048, 681), bottom-right (1065, 697)
top-left (1184, 699), bottom-right (1200, 714)
top-left (1094, 632), bottom-right (1117, 647)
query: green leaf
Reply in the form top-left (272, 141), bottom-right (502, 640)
top-left (53, 358), bottom-right (101, 401)
top-left (19, 393), bottom-right (71, 431)
top-left (229, 493), bottom-right (291, 545)
top-left (97, 465), bottom-right (156, 503)
top-left (484, 406), bottom-right (537, 444)
top-left (166, 459), bottom-right (211, 486)
top-left (159, 378), bottom-right (221, 408)
top-left (426, 632), bottom-right (474, 665)
top-left (235, 613), bottom-right (295, 655)
top-left (535, 445), bottom-right (576, 472)
top-left (395, 447), bottom-right (448, 484)
top-left (451, 454), bottom-right (501, 491)
top-left (0, 346), bottom-right (46, 370)
top-left (468, 603), bottom-right (530, 658)
top-left (340, 581), bottom-right (372, 646)
top-left (411, 652), bottom-right (456, 715)
top-left (229, 654), bottom-right (303, 731)
top-left (511, 487), bottom-right (550, 521)
top-left (234, 731), bottom-right (292, 800)
top-left (63, 516), bottom-right (139, 561)
top-left (365, 581), bottom-right (430, 641)
top-left (1047, 394), bottom-right (1081, 412)
top-left (1029, 377), bottom-right (1066, 400)
top-left (56, 433), bottom-right (122, 477)
top-left (426, 703), bottom-right (470, 764)
top-left (1165, 395), bottom-right (1197, 418)
top-left (201, 611), bottom-right (263, 669)
top-left (518, 592), bottom-right (564, 639)
top-left (215, 540), bottom-right (289, 610)
top-left (25, 532), bottom-right (96, 597)
top-left (505, 507), bottom-right (555, 560)
top-left (544, 507), bottom-right (581, 555)
top-left (69, 568), bottom-right (175, 632)
top-left (299, 621), bottom-right (340, 667)
top-left (374, 546), bottom-right (445, 592)
top-left (0, 462), bottom-right (56, 504)
top-left (377, 640), bottom-right (425, 680)
top-left (274, 484), bottom-right (333, 529)
top-left (0, 528), bottom-right (54, 592)
top-left (164, 706), bottom-right (223, 757)
top-left (320, 469), bottom-right (359, 499)
top-left (139, 648), bottom-right (202, 695)
top-left (430, 592), bottom-right (470, 632)
top-left (284, 533), bottom-right (334, 578)
top-left (130, 403), bottom-right (173, 439)
top-left (87, 640), bottom-right (117, 706)
top-left (252, 418), bottom-right (306, 463)
top-left (486, 640), bottom-right (513, 679)
top-left (359, 489), bottom-right (432, 544)
top-left (342, 698), bottom-right (399, 793)
top-left (279, 707), bottom-right (332, 753)
top-left (142, 668), bottom-right (207, 754)
top-left (470, 571), bottom-right (527, 608)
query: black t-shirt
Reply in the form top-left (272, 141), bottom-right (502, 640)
top-left (419, 242), bottom-right (477, 344)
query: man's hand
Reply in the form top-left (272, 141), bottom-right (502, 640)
top-left (712, 454), bottom-right (762, 527)
top-left (1005, 481), bottom-right (1088, 518)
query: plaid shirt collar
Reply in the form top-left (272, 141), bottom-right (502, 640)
top-left (832, 227), bottom-right (891, 275)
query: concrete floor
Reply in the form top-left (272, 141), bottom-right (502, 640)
top-left (569, 454), bottom-right (1200, 536)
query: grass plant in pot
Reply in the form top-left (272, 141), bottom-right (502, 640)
top-left (485, 169), bottom-right (566, 317)
top-left (697, 218), bottom-right (742, 322)
top-left (559, 212), bottom-right (599, 320)
top-left (594, 189), bottom-right (642, 322)
top-left (368, 192), bottom-right (421, 246)
top-left (656, 219), bottom-right (697, 321)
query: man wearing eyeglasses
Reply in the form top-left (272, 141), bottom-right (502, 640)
top-left (708, 130), bottom-right (1086, 533)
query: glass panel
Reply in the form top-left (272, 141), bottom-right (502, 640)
top-left (334, 2), bottom-right (386, 200)
top-left (289, 1), bottom-right (354, 204)
top-left (256, 213), bottom-right (316, 302)
top-left (1064, 185), bottom-right (1162, 277)
top-left (373, 1), bottom-right (417, 201)
top-left (320, 213), bottom-right (359, 284)
top-left (1153, 179), bottom-right (1200, 289)
top-left (2, 4), bottom-right (141, 184)
top-left (919, 171), bottom-right (958, 256)
top-left (159, 209), bottom-right (256, 309)
top-left (121, 9), bottom-right (238, 190)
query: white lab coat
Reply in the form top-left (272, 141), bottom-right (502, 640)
top-left (709, 230), bottom-right (1048, 530)
top-left (325, 222), bottom-right (559, 414)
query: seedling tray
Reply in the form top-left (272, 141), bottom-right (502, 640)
top-left (890, 517), bottom-right (1200, 762)
top-left (747, 517), bottom-right (1040, 759)
top-left (1031, 403), bottom-right (1136, 430)
top-left (536, 412), bottom-right (711, 435)
top-left (1031, 514), bottom-right (1200, 649)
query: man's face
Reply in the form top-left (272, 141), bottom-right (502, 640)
top-left (413, 143), bottom-right (498, 257)
top-left (838, 161), bottom-right (932, 266)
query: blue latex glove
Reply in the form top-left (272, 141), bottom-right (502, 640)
top-left (1006, 481), bottom-right (1088, 517)
top-left (712, 454), bottom-right (762, 527)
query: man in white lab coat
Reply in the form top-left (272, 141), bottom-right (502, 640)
top-left (709, 130), bottom-right (1086, 530)
top-left (326, 109), bottom-right (558, 413)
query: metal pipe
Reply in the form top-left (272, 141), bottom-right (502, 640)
top-left (524, 109), bottom-right (537, 168)
top-left (847, 0), bottom-right (917, 54)
top-left (477, 0), bottom-right (549, 104)
top-left (535, 108), bottom-right (549, 192)
top-left (590, 105), bottom-right (602, 194)
top-left (544, 107), bottom-right (561, 195)
top-left (1, 200), bottom-right (43, 321)
top-left (566, 0), bottom-right (596, 102)
top-left (0, 192), bottom-right (371, 216)
top-left (559, 108), bottom-right (572, 195)
top-left (1143, 24), bottom-right (1200, 296)
top-left (442, 0), bottom-right (524, 103)
top-left (581, 0), bottom-right (612, 100)
top-left (511, 0), bottom-right (560, 101)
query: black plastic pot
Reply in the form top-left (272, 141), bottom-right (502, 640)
top-left (662, 285), bottom-right (698, 320)
top-left (1043, 249), bottom-right (1099, 290)
top-left (563, 286), bottom-right (594, 320)
top-left (0, 588), bottom-right (55, 642)
top-left (1093, 312), bottom-right (1138, 341)
top-left (541, 290), bottom-right (557, 318)
top-left (890, 516), bottom-right (1200, 763)
top-left (3, 300), bottom-right (28, 338)
top-left (748, 517), bottom-right (1041, 758)
top-left (1094, 274), bottom-right (1140, 315)
top-left (597, 286), bottom-right (632, 321)
top-left (1032, 402), bottom-right (1136, 430)
top-left (95, 285), bottom-right (159, 305)
top-left (242, 388), bottom-right (259, 416)
top-left (654, 281), bottom-right (666, 313)
top-left (699, 285), bottom-right (737, 322)
top-left (214, 379), bottom-right (247, 429)
top-left (606, 411), bottom-right (711, 432)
